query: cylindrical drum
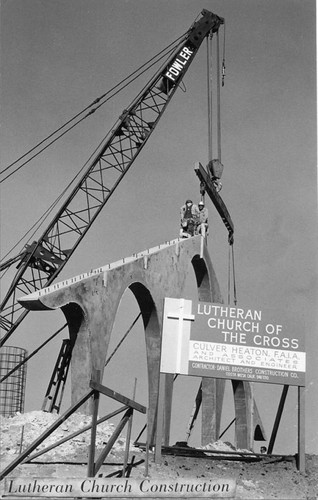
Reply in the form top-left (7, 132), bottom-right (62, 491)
top-left (0, 346), bottom-right (27, 417)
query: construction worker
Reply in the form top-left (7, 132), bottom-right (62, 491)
top-left (196, 200), bottom-right (208, 236)
top-left (180, 199), bottom-right (199, 237)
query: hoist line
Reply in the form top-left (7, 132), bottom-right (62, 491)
top-left (228, 243), bottom-right (232, 305)
top-left (222, 22), bottom-right (226, 87)
top-left (0, 32), bottom-right (188, 183)
top-left (206, 23), bottom-right (225, 166)
top-left (227, 242), bottom-right (238, 306)
top-left (206, 33), bottom-right (213, 165)
top-left (0, 323), bottom-right (67, 383)
top-left (231, 244), bottom-right (237, 305)
top-left (104, 313), bottom-right (142, 367)
top-left (216, 29), bottom-right (222, 162)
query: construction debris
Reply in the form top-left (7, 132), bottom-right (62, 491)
top-left (0, 410), bottom-right (139, 461)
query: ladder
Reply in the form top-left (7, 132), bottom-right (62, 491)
top-left (42, 339), bottom-right (73, 413)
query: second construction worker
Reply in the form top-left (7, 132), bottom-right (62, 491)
top-left (180, 199), bottom-right (199, 237)
top-left (196, 200), bottom-right (208, 235)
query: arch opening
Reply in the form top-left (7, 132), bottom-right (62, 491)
top-left (100, 282), bottom-right (161, 444)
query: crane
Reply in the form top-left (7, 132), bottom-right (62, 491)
top-left (0, 9), bottom-right (225, 347)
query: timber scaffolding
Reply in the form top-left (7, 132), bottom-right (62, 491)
top-left (0, 369), bottom-right (146, 481)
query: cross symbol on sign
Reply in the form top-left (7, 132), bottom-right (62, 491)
top-left (167, 299), bottom-right (195, 373)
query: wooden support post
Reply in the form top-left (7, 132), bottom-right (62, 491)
top-left (88, 369), bottom-right (101, 477)
top-left (19, 426), bottom-right (25, 454)
top-left (144, 412), bottom-right (150, 477)
top-left (122, 378), bottom-right (137, 476)
top-left (154, 372), bottom-right (165, 463)
top-left (90, 379), bottom-right (146, 414)
top-left (164, 373), bottom-right (174, 446)
top-left (249, 382), bottom-right (254, 450)
top-left (94, 409), bottom-right (132, 475)
top-left (297, 386), bottom-right (305, 473)
top-left (0, 389), bottom-right (94, 481)
top-left (26, 406), bottom-right (128, 462)
top-left (268, 385), bottom-right (289, 454)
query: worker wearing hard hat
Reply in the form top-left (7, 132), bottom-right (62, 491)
top-left (180, 199), bottom-right (199, 237)
top-left (196, 200), bottom-right (208, 236)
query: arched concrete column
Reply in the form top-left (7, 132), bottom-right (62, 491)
top-left (232, 380), bottom-right (252, 449)
top-left (191, 253), bottom-right (226, 445)
top-left (129, 282), bottom-right (160, 444)
top-left (61, 303), bottom-right (88, 407)
top-left (232, 380), bottom-right (266, 450)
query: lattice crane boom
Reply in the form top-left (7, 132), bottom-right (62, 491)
top-left (0, 9), bottom-right (224, 346)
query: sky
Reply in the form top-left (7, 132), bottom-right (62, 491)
top-left (0, 0), bottom-right (317, 455)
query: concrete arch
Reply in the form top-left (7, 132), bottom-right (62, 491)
top-left (128, 282), bottom-right (161, 444)
top-left (19, 236), bottom-right (264, 448)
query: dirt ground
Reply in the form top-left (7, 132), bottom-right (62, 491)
top-left (0, 412), bottom-right (317, 499)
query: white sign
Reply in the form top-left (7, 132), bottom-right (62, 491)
top-left (161, 298), bottom-right (306, 386)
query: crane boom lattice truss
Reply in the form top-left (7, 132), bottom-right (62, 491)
top-left (0, 10), bottom-right (224, 346)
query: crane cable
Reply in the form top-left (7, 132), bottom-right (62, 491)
top-left (0, 33), bottom-right (188, 184)
top-left (216, 28), bottom-right (222, 162)
top-left (222, 22), bottom-right (226, 87)
top-left (207, 32), bottom-right (213, 166)
top-left (227, 243), bottom-right (237, 306)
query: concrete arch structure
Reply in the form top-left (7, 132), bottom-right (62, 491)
top-left (20, 236), bottom-right (265, 448)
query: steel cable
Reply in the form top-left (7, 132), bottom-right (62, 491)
top-left (0, 33), bottom-right (187, 184)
